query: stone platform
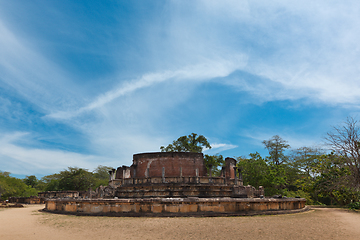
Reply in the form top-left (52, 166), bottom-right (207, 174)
top-left (44, 197), bottom-right (307, 217)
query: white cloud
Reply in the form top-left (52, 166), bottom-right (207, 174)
top-left (1, 0), bottom-right (360, 177)
top-left (0, 19), bottom-right (85, 114)
top-left (191, 0), bottom-right (360, 105)
top-left (208, 143), bottom-right (238, 152)
top-left (47, 56), bottom-right (246, 120)
top-left (0, 132), bottom-right (115, 176)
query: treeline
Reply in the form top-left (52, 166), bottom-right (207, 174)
top-left (2, 119), bottom-right (360, 207)
top-left (234, 118), bottom-right (360, 206)
top-left (0, 165), bottom-right (113, 200)
top-left (160, 122), bottom-right (360, 207)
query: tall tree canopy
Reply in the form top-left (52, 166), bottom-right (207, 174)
top-left (160, 133), bottom-right (211, 153)
top-left (325, 117), bottom-right (360, 189)
top-left (0, 171), bottom-right (38, 200)
top-left (262, 135), bottom-right (290, 165)
top-left (204, 154), bottom-right (224, 176)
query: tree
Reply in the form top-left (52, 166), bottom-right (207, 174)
top-left (290, 147), bottom-right (324, 176)
top-left (311, 153), bottom-right (359, 205)
top-left (204, 154), bottom-right (224, 176)
top-left (93, 165), bottom-right (113, 188)
top-left (262, 135), bottom-right (290, 165)
top-left (38, 174), bottom-right (61, 192)
top-left (160, 133), bottom-right (211, 153)
top-left (93, 165), bottom-right (113, 180)
top-left (39, 167), bottom-right (96, 191)
top-left (58, 167), bottom-right (95, 191)
top-left (23, 175), bottom-right (38, 188)
top-left (0, 171), bottom-right (38, 200)
top-left (237, 153), bottom-right (269, 189)
top-left (325, 117), bottom-right (360, 189)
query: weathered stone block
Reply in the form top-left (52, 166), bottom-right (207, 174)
top-left (151, 204), bottom-right (163, 213)
top-left (165, 204), bottom-right (179, 213)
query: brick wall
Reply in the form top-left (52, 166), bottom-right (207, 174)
top-left (133, 152), bottom-right (207, 178)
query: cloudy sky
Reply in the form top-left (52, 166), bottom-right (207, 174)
top-left (1, 0), bottom-right (360, 178)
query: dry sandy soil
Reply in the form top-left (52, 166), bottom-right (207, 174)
top-left (1, 205), bottom-right (360, 240)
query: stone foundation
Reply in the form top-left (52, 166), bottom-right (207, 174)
top-left (8, 196), bottom-right (45, 204)
top-left (44, 197), bottom-right (306, 217)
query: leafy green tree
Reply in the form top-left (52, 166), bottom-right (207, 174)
top-left (237, 152), bottom-right (288, 196)
top-left (39, 167), bottom-right (96, 191)
top-left (325, 117), bottom-right (360, 190)
top-left (58, 167), bottom-right (95, 191)
top-left (0, 171), bottom-right (38, 200)
top-left (290, 147), bottom-right (324, 176)
top-left (237, 153), bottom-right (269, 189)
top-left (160, 133), bottom-right (211, 153)
top-left (93, 165), bottom-right (113, 188)
top-left (262, 135), bottom-right (290, 165)
top-left (93, 165), bottom-right (113, 180)
top-left (23, 175), bottom-right (38, 188)
top-left (204, 154), bottom-right (224, 176)
top-left (38, 173), bottom-right (61, 192)
top-left (310, 153), bottom-right (359, 205)
top-left (237, 152), bottom-right (296, 196)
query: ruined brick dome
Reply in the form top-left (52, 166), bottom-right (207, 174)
top-left (133, 152), bottom-right (207, 178)
top-left (44, 151), bottom-right (306, 217)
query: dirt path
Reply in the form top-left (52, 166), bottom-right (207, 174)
top-left (1, 205), bottom-right (360, 240)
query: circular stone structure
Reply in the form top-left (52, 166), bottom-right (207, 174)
top-left (44, 197), bottom-right (307, 217)
top-left (44, 152), bottom-right (307, 216)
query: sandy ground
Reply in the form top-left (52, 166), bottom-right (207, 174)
top-left (1, 205), bottom-right (360, 240)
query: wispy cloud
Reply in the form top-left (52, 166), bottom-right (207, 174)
top-left (207, 143), bottom-right (238, 153)
top-left (0, 132), bottom-right (115, 176)
top-left (47, 56), bottom-right (246, 120)
top-left (1, 1), bottom-right (360, 177)
top-left (0, 19), bottom-right (83, 114)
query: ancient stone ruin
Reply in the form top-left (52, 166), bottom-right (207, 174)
top-left (44, 152), bottom-right (306, 216)
top-left (96, 152), bottom-right (264, 199)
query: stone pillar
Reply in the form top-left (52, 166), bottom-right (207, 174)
top-left (259, 186), bottom-right (264, 197)
top-left (222, 167), bottom-right (226, 184)
top-left (238, 168), bottom-right (242, 181)
top-left (180, 167), bottom-right (183, 178)
top-left (225, 158), bottom-right (236, 179)
top-left (196, 168), bottom-right (199, 183)
top-left (233, 167), bottom-right (238, 185)
top-left (108, 169), bottom-right (116, 181)
top-left (162, 167), bottom-right (165, 183)
top-left (112, 169), bottom-right (116, 180)
top-left (145, 168), bottom-right (149, 178)
top-left (208, 164), bottom-right (213, 183)
top-left (132, 164), bottom-right (137, 184)
top-left (133, 164), bottom-right (137, 178)
top-left (108, 170), bottom-right (113, 181)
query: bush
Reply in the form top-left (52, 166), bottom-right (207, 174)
top-left (348, 202), bottom-right (360, 210)
top-left (281, 189), bottom-right (315, 205)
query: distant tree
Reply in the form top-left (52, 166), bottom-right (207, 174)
top-left (204, 154), bottom-right (224, 176)
top-left (310, 153), bottom-right (359, 205)
top-left (290, 147), bottom-right (324, 176)
top-left (23, 175), bottom-right (38, 188)
top-left (38, 174), bottom-right (61, 192)
top-left (93, 165), bottom-right (113, 188)
top-left (160, 133), bottom-right (211, 153)
top-left (0, 171), bottom-right (38, 200)
top-left (325, 117), bottom-right (360, 189)
top-left (262, 135), bottom-right (290, 165)
top-left (57, 167), bottom-right (95, 191)
top-left (237, 153), bottom-right (272, 192)
top-left (93, 165), bottom-right (113, 180)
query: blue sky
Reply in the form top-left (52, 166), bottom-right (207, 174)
top-left (1, 0), bottom-right (360, 178)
